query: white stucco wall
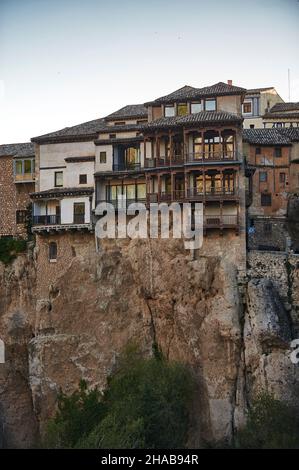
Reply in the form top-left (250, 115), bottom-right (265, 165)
top-left (95, 145), bottom-right (113, 172)
top-left (61, 197), bottom-right (91, 224)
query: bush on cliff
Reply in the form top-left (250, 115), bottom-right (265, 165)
top-left (43, 345), bottom-right (195, 449)
top-left (0, 237), bottom-right (27, 265)
top-left (235, 393), bottom-right (299, 449)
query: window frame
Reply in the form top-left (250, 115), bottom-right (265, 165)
top-left (164, 105), bottom-right (175, 117)
top-left (79, 174), bottom-right (87, 185)
top-left (204, 98), bottom-right (216, 112)
top-left (274, 147), bottom-right (282, 158)
top-left (54, 171), bottom-right (63, 187)
top-left (261, 193), bottom-right (272, 207)
top-left (259, 171), bottom-right (267, 183)
top-left (191, 102), bottom-right (202, 114)
top-left (100, 151), bottom-right (107, 164)
top-left (49, 242), bottom-right (57, 262)
top-left (16, 210), bottom-right (27, 224)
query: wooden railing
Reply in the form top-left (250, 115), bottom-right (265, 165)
top-left (33, 215), bottom-right (61, 225)
top-left (186, 151), bottom-right (236, 162)
top-left (15, 173), bottom-right (35, 182)
top-left (147, 188), bottom-right (238, 203)
top-left (204, 215), bottom-right (238, 227)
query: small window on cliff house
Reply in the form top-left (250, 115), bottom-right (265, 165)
top-left (259, 171), bottom-right (267, 182)
top-left (79, 174), bottom-right (87, 184)
top-left (264, 222), bottom-right (272, 234)
top-left (274, 147), bottom-right (282, 158)
top-left (16, 210), bottom-right (27, 224)
top-left (279, 172), bottom-right (286, 184)
top-left (255, 147), bottom-right (261, 155)
top-left (261, 193), bottom-right (272, 206)
top-left (49, 242), bottom-right (57, 262)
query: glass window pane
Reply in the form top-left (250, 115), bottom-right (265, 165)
top-left (177, 103), bottom-right (188, 116)
top-left (164, 106), bottom-right (175, 117)
top-left (205, 99), bottom-right (216, 111)
top-left (24, 160), bottom-right (32, 173)
top-left (15, 161), bottom-right (23, 174)
top-left (126, 185), bottom-right (136, 199)
top-left (137, 183), bottom-right (146, 199)
top-left (191, 102), bottom-right (202, 114)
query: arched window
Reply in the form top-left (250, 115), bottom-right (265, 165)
top-left (49, 242), bottom-right (57, 261)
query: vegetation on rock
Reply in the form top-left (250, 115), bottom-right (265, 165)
top-left (0, 237), bottom-right (27, 265)
top-left (43, 344), bottom-right (195, 449)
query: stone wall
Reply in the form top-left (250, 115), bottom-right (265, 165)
top-left (247, 216), bottom-right (288, 251)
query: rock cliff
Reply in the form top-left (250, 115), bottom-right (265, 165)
top-left (0, 238), bottom-right (298, 448)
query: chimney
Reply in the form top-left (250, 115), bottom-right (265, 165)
top-left (227, 79), bottom-right (233, 86)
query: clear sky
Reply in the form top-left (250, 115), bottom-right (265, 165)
top-left (0, 0), bottom-right (299, 144)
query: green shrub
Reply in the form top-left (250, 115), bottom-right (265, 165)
top-left (44, 345), bottom-right (195, 449)
top-left (235, 393), bottom-right (299, 449)
top-left (0, 237), bottom-right (27, 264)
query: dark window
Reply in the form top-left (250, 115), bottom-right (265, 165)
top-left (261, 193), bottom-right (272, 206)
top-left (16, 210), bottom-right (27, 224)
top-left (243, 102), bottom-right (252, 113)
top-left (114, 121), bottom-right (125, 126)
top-left (279, 172), bottom-right (286, 183)
top-left (109, 134), bottom-right (116, 139)
top-left (54, 171), bottom-right (63, 187)
top-left (79, 174), bottom-right (87, 184)
top-left (100, 152), bottom-right (107, 163)
top-left (205, 99), bottom-right (216, 111)
top-left (73, 202), bottom-right (85, 224)
top-left (250, 124), bottom-right (255, 129)
top-left (256, 147), bottom-right (261, 155)
top-left (274, 147), bottom-right (282, 158)
top-left (259, 171), bottom-right (267, 182)
top-left (49, 242), bottom-right (57, 261)
top-left (137, 119), bottom-right (147, 124)
top-left (264, 223), bottom-right (272, 234)
top-left (177, 103), bottom-right (188, 116)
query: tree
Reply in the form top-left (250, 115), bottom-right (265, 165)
top-left (235, 393), bottom-right (299, 449)
top-left (44, 344), bottom-right (195, 449)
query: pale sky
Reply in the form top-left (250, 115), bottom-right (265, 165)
top-left (0, 0), bottom-right (299, 144)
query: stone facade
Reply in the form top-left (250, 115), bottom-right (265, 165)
top-left (0, 155), bottom-right (34, 239)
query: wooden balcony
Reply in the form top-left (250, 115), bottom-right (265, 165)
top-left (204, 215), bottom-right (238, 229)
top-left (147, 188), bottom-right (238, 204)
top-left (186, 151), bottom-right (236, 162)
top-left (112, 162), bottom-right (141, 172)
top-left (144, 155), bottom-right (184, 168)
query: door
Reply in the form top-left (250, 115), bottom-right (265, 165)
top-left (73, 203), bottom-right (85, 224)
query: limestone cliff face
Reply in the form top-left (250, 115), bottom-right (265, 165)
top-left (0, 238), bottom-right (298, 448)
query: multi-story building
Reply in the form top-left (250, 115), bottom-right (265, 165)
top-left (0, 143), bottom-right (35, 238)
top-left (243, 128), bottom-right (299, 251)
top-left (263, 102), bottom-right (299, 129)
top-left (95, 81), bottom-right (247, 235)
top-left (242, 87), bottom-right (283, 129)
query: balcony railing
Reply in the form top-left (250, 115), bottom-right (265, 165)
top-left (112, 163), bottom-right (141, 172)
top-left (33, 215), bottom-right (61, 225)
top-left (204, 215), bottom-right (238, 227)
top-left (97, 198), bottom-right (147, 209)
top-left (14, 173), bottom-right (35, 183)
top-left (186, 151), bottom-right (236, 162)
top-left (145, 155), bottom-right (184, 168)
top-left (147, 188), bottom-right (238, 203)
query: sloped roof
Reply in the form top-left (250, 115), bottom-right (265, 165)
top-left (31, 118), bottom-right (107, 144)
top-left (105, 104), bottom-right (148, 121)
top-left (0, 142), bottom-right (35, 158)
top-left (246, 87), bottom-right (275, 94)
top-left (143, 110), bottom-right (242, 131)
top-left (242, 128), bottom-right (299, 145)
top-left (263, 102), bottom-right (299, 119)
top-left (146, 82), bottom-right (246, 105)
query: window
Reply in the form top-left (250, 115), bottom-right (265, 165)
top-left (261, 193), bottom-right (272, 206)
top-left (243, 101), bottom-right (252, 114)
top-left (54, 171), bottom-right (63, 187)
top-left (279, 172), bottom-right (286, 183)
top-left (100, 151), bottom-right (107, 163)
top-left (73, 202), bottom-right (85, 224)
top-left (191, 102), bottom-right (202, 114)
top-left (49, 242), bottom-right (57, 261)
top-left (259, 171), bottom-right (267, 182)
top-left (79, 174), bottom-right (87, 184)
top-left (264, 223), bottom-right (272, 234)
top-left (114, 121), bottom-right (125, 126)
top-left (14, 158), bottom-right (35, 181)
top-left (109, 134), bottom-right (116, 139)
top-left (256, 147), bottom-right (261, 155)
top-left (274, 147), bottom-right (282, 158)
top-left (16, 210), bottom-right (27, 224)
top-left (250, 124), bottom-right (255, 129)
top-left (137, 119), bottom-right (147, 125)
top-left (205, 99), bottom-right (216, 111)
top-left (137, 183), bottom-right (146, 200)
top-left (164, 105), bottom-right (175, 117)
top-left (177, 103), bottom-right (188, 116)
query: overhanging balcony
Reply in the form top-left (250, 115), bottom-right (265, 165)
top-left (186, 151), bottom-right (236, 162)
top-left (112, 162), bottom-right (141, 172)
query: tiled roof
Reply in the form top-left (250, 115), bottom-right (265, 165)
top-left (0, 142), bottom-right (35, 158)
top-left (146, 82), bottom-right (246, 105)
top-left (246, 87), bottom-right (275, 94)
top-left (242, 128), bottom-right (295, 145)
top-left (30, 186), bottom-right (94, 199)
top-left (105, 104), bottom-right (148, 121)
top-left (263, 102), bottom-right (299, 119)
top-left (31, 118), bottom-right (107, 143)
top-left (143, 111), bottom-right (242, 131)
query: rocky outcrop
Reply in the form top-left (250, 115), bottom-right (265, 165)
top-left (0, 238), bottom-right (299, 447)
